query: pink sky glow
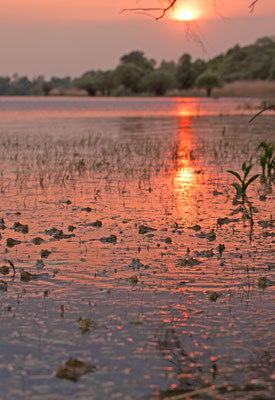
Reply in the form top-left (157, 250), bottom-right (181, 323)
top-left (1, 1), bottom-right (275, 76)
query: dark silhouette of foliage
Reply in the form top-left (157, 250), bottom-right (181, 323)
top-left (0, 36), bottom-right (274, 97)
top-left (141, 69), bottom-right (176, 95)
top-left (196, 71), bottom-right (221, 97)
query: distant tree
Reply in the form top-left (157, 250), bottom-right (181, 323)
top-left (93, 70), bottom-right (115, 95)
top-left (115, 63), bottom-right (143, 93)
top-left (9, 76), bottom-right (33, 95)
top-left (177, 53), bottom-right (193, 89)
top-left (120, 51), bottom-right (155, 72)
top-left (50, 76), bottom-right (72, 89)
top-left (206, 54), bottom-right (224, 76)
top-left (191, 59), bottom-right (207, 82)
top-left (0, 77), bottom-right (10, 95)
top-left (159, 60), bottom-right (177, 75)
top-left (42, 81), bottom-right (52, 96)
top-left (141, 69), bottom-right (176, 95)
top-left (77, 73), bottom-right (96, 96)
top-left (200, 36), bottom-right (275, 83)
top-left (269, 57), bottom-right (275, 80)
top-left (196, 71), bottom-right (221, 97)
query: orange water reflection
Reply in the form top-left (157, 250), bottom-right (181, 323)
top-left (0, 96), bottom-right (261, 122)
top-left (171, 102), bottom-right (202, 213)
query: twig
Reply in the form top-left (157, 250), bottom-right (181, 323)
top-left (8, 260), bottom-right (16, 278)
top-left (121, 0), bottom-right (178, 20)
top-left (249, 104), bottom-right (275, 123)
top-left (164, 386), bottom-right (215, 400)
top-left (122, 1), bottom-right (261, 20)
top-left (249, 0), bottom-right (259, 13)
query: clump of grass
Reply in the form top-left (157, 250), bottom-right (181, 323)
top-left (227, 162), bottom-right (260, 201)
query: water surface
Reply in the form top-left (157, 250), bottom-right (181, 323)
top-left (0, 97), bottom-right (274, 399)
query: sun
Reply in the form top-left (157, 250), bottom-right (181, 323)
top-left (170, 6), bottom-right (199, 22)
top-left (177, 10), bottom-right (195, 21)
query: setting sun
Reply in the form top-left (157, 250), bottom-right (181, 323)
top-left (176, 9), bottom-right (195, 21)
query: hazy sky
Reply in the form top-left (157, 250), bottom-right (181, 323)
top-left (1, 1), bottom-right (275, 77)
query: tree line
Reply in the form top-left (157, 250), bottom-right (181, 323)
top-left (0, 36), bottom-right (274, 97)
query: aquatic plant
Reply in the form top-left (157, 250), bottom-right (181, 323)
top-left (227, 162), bottom-right (260, 200)
top-left (258, 141), bottom-right (275, 179)
top-left (56, 358), bottom-right (96, 381)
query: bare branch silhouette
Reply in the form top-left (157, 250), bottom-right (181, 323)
top-left (249, 0), bottom-right (259, 13)
top-left (249, 104), bottom-right (275, 123)
top-left (121, 0), bottom-right (178, 20)
top-left (122, 1), bottom-right (261, 20)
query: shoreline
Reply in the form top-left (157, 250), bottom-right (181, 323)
top-left (0, 80), bottom-right (275, 99)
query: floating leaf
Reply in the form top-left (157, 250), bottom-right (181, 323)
top-left (56, 358), bottom-right (96, 382)
top-left (100, 234), bottom-right (117, 243)
top-left (78, 317), bottom-right (97, 334)
top-left (7, 238), bottom-right (21, 248)
top-left (40, 249), bottom-right (51, 258)
top-left (20, 270), bottom-right (47, 282)
top-left (207, 291), bottom-right (221, 302)
top-left (0, 265), bottom-right (9, 275)
top-left (138, 225), bottom-right (156, 234)
top-left (32, 237), bottom-right (45, 245)
top-left (129, 275), bottom-right (139, 284)
top-left (13, 222), bottom-right (28, 234)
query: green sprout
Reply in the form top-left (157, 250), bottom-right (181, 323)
top-left (258, 141), bottom-right (275, 179)
top-left (227, 162), bottom-right (260, 201)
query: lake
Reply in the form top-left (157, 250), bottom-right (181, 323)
top-left (0, 97), bottom-right (274, 399)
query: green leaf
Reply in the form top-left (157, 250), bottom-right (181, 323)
top-left (244, 164), bottom-right (252, 179)
top-left (244, 174), bottom-right (260, 190)
top-left (258, 141), bottom-right (267, 150)
top-left (231, 182), bottom-right (242, 196)
top-left (260, 156), bottom-right (267, 167)
top-left (266, 147), bottom-right (273, 159)
top-left (227, 170), bottom-right (242, 183)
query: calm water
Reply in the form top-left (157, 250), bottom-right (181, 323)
top-left (0, 97), bottom-right (274, 400)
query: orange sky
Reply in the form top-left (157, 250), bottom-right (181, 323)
top-left (1, 1), bottom-right (275, 76)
